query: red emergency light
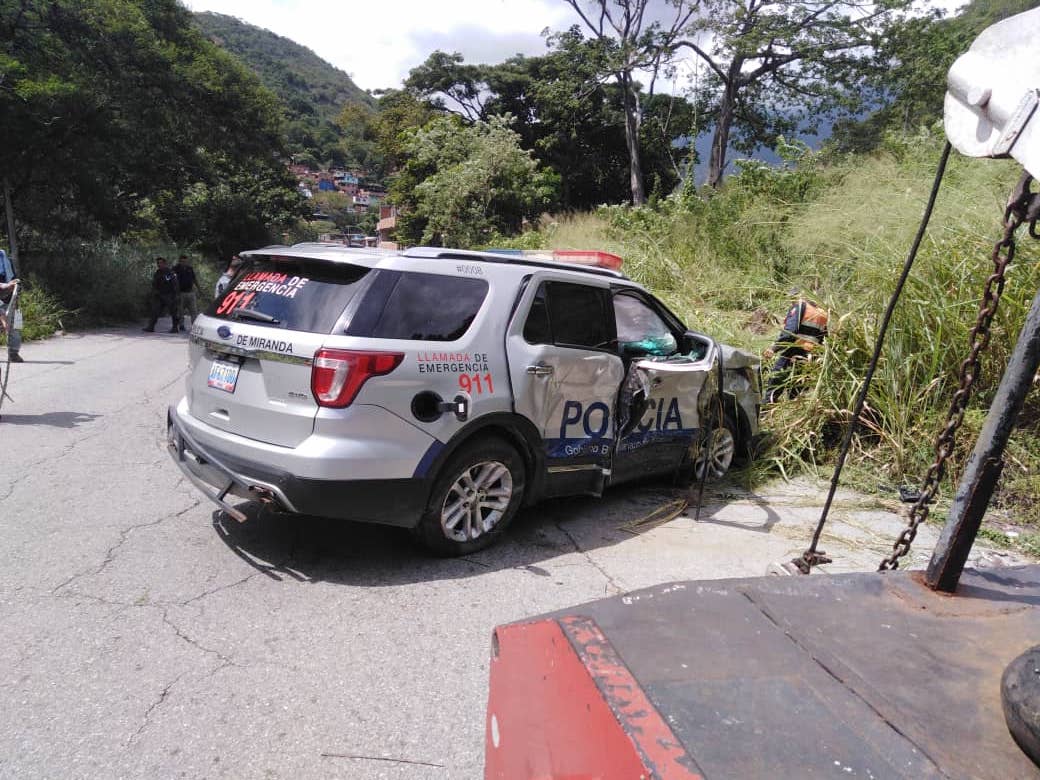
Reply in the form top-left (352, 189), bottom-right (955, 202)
top-left (551, 250), bottom-right (624, 271)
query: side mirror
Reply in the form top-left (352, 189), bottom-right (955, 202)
top-left (681, 330), bottom-right (712, 360)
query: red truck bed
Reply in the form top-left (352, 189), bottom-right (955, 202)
top-left (486, 565), bottom-right (1040, 778)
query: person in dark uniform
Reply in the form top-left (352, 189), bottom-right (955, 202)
top-left (143, 256), bottom-right (180, 333)
top-left (765, 296), bottom-right (829, 402)
top-left (173, 254), bottom-right (201, 332)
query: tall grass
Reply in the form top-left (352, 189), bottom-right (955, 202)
top-left (523, 130), bottom-right (1040, 519)
top-left (15, 239), bottom-right (222, 329)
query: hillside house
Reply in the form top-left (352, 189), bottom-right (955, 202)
top-left (377, 204), bottom-right (398, 249)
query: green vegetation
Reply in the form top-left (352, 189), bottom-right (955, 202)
top-left (402, 28), bottom-right (696, 214)
top-left (192, 11), bottom-right (374, 169)
top-left (2, 0), bottom-right (304, 256)
top-left (3, 238), bottom-right (229, 338)
top-left (494, 128), bottom-right (1040, 529)
top-left (393, 115), bottom-right (559, 247)
top-left (2, 0), bottom-right (1036, 540)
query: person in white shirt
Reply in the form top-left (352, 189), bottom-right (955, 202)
top-left (215, 255), bottom-right (242, 298)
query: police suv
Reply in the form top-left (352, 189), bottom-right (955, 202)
top-left (168, 244), bottom-right (761, 555)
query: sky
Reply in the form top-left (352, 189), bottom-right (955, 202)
top-left (181, 0), bottom-right (582, 93)
top-left (182, 0), bottom-right (967, 95)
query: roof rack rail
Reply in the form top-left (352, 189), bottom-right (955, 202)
top-left (402, 246), bottom-right (627, 279)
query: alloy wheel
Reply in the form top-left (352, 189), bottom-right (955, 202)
top-left (440, 460), bottom-right (514, 542)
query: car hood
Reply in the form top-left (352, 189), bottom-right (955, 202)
top-left (720, 343), bottom-right (761, 370)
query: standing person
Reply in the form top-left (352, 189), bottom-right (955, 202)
top-left (143, 256), bottom-right (180, 333)
top-left (173, 254), bottom-right (201, 332)
top-left (765, 294), bottom-right (829, 402)
top-left (0, 255), bottom-right (22, 362)
top-left (215, 255), bottom-right (242, 298)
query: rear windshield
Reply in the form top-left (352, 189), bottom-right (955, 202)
top-left (345, 270), bottom-right (489, 341)
top-left (207, 257), bottom-right (371, 333)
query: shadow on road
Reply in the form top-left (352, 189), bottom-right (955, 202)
top-left (0, 411), bottom-right (102, 428)
top-left (209, 480), bottom-right (728, 586)
top-left (695, 490), bottom-right (783, 533)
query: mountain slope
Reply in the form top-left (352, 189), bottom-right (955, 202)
top-left (193, 11), bottom-right (374, 165)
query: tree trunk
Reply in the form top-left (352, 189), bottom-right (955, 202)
top-left (620, 73), bottom-right (646, 206)
top-left (2, 178), bottom-right (17, 267)
top-left (707, 81), bottom-right (737, 189)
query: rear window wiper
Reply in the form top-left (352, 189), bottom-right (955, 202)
top-left (229, 309), bottom-right (281, 324)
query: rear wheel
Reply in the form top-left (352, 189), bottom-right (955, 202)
top-left (416, 437), bottom-right (526, 556)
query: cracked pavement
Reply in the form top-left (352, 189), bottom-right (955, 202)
top-left (0, 326), bottom-right (1030, 779)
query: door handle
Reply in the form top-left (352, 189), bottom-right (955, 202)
top-left (526, 363), bottom-right (554, 377)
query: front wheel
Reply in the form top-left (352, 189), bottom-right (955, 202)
top-left (416, 437), bottom-right (526, 556)
top-left (694, 413), bottom-right (739, 481)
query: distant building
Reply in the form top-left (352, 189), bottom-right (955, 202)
top-left (377, 204), bottom-right (398, 247)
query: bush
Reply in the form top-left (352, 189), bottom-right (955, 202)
top-left (524, 129), bottom-right (1039, 525)
top-left (14, 285), bottom-right (67, 339)
top-left (13, 239), bottom-right (224, 332)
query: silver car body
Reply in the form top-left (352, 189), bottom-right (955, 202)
top-left (168, 244), bottom-right (760, 527)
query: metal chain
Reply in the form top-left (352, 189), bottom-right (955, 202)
top-left (879, 172), bottom-right (1038, 571)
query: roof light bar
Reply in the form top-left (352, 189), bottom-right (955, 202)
top-left (485, 248), bottom-right (624, 271)
top-left (551, 250), bottom-right (623, 271)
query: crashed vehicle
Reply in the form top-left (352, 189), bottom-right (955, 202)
top-left (167, 245), bottom-right (761, 555)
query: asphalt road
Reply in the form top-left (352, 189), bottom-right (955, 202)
top-left (0, 327), bottom-right (1027, 779)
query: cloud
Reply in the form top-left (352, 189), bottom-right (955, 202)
top-left (406, 26), bottom-right (554, 71)
top-left (183, 0), bottom-right (577, 91)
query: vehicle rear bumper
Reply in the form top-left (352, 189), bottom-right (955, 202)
top-left (167, 406), bottom-right (430, 527)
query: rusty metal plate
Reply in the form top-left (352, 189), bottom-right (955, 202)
top-left (540, 567), bottom-right (1040, 778)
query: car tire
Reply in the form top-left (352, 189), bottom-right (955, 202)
top-left (693, 412), bottom-right (739, 481)
top-left (415, 437), bottom-right (526, 556)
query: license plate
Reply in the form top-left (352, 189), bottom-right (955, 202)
top-left (207, 359), bottom-right (240, 393)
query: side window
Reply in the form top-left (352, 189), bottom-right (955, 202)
top-left (523, 286), bottom-right (551, 344)
top-left (523, 281), bottom-right (613, 350)
top-left (613, 293), bottom-right (678, 357)
top-left (347, 271), bottom-right (489, 341)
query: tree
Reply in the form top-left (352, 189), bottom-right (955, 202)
top-left (832, 0), bottom-right (1037, 153)
top-left (0, 0), bottom-right (302, 253)
top-left (404, 35), bottom-right (695, 210)
top-left (370, 89), bottom-right (438, 175)
top-left (399, 115), bottom-right (559, 248)
top-left (561, 0), bottom-right (697, 205)
top-left (678, 0), bottom-right (912, 188)
top-left (404, 51), bottom-right (490, 122)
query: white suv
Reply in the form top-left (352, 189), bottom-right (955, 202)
top-left (168, 244), bottom-right (760, 555)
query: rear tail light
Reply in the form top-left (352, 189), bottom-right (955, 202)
top-left (310, 349), bottom-right (403, 408)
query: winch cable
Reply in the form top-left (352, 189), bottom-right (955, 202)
top-left (792, 141), bottom-right (953, 574)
